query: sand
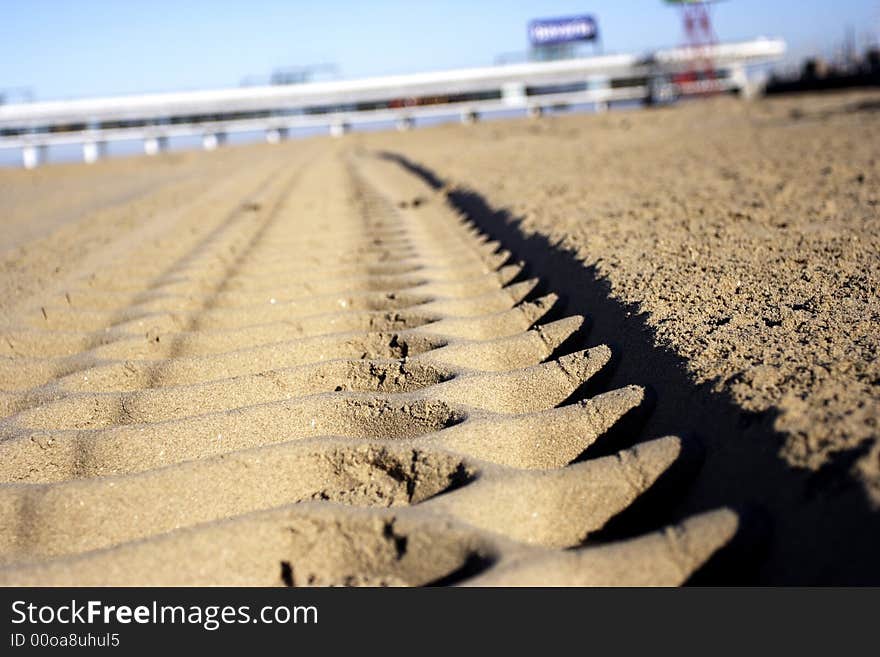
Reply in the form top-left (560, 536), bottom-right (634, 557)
top-left (364, 92), bottom-right (880, 483)
top-left (0, 90), bottom-right (877, 584)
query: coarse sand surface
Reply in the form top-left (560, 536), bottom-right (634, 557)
top-left (362, 91), bottom-right (880, 503)
top-left (0, 90), bottom-right (877, 584)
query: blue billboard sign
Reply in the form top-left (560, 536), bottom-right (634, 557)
top-left (528, 15), bottom-right (599, 47)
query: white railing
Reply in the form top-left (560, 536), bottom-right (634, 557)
top-left (0, 38), bottom-right (785, 167)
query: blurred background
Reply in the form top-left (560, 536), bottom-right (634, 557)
top-left (1, 0), bottom-right (878, 166)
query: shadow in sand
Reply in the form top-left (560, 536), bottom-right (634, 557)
top-left (378, 150), bottom-right (880, 585)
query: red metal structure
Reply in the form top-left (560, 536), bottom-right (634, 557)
top-left (667, 0), bottom-right (721, 92)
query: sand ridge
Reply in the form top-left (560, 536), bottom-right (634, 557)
top-left (361, 92), bottom-right (880, 504)
top-left (0, 146), bottom-right (741, 585)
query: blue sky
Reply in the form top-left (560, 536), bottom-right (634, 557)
top-left (1, 0), bottom-right (878, 101)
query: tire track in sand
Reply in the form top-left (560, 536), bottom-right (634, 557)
top-left (0, 148), bottom-right (750, 585)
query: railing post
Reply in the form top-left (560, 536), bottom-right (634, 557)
top-left (82, 141), bottom-right (106, 164)
top-left (329, 122), bottom-right (349, 137)
top-left (22, 144), bottom-right (46, 169)
top-left (265, 128), bottom-right (288, 144)
top-left (202, 133), bottom-right (225, 151)
top-left (729, 64), bottom-right (755, 99)
top-left (460, 110), bottom-right (479, 125)
top-left (144, 136), bottom-right (168, 156)
top-left (502, 82), bottom-right (527, 108)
